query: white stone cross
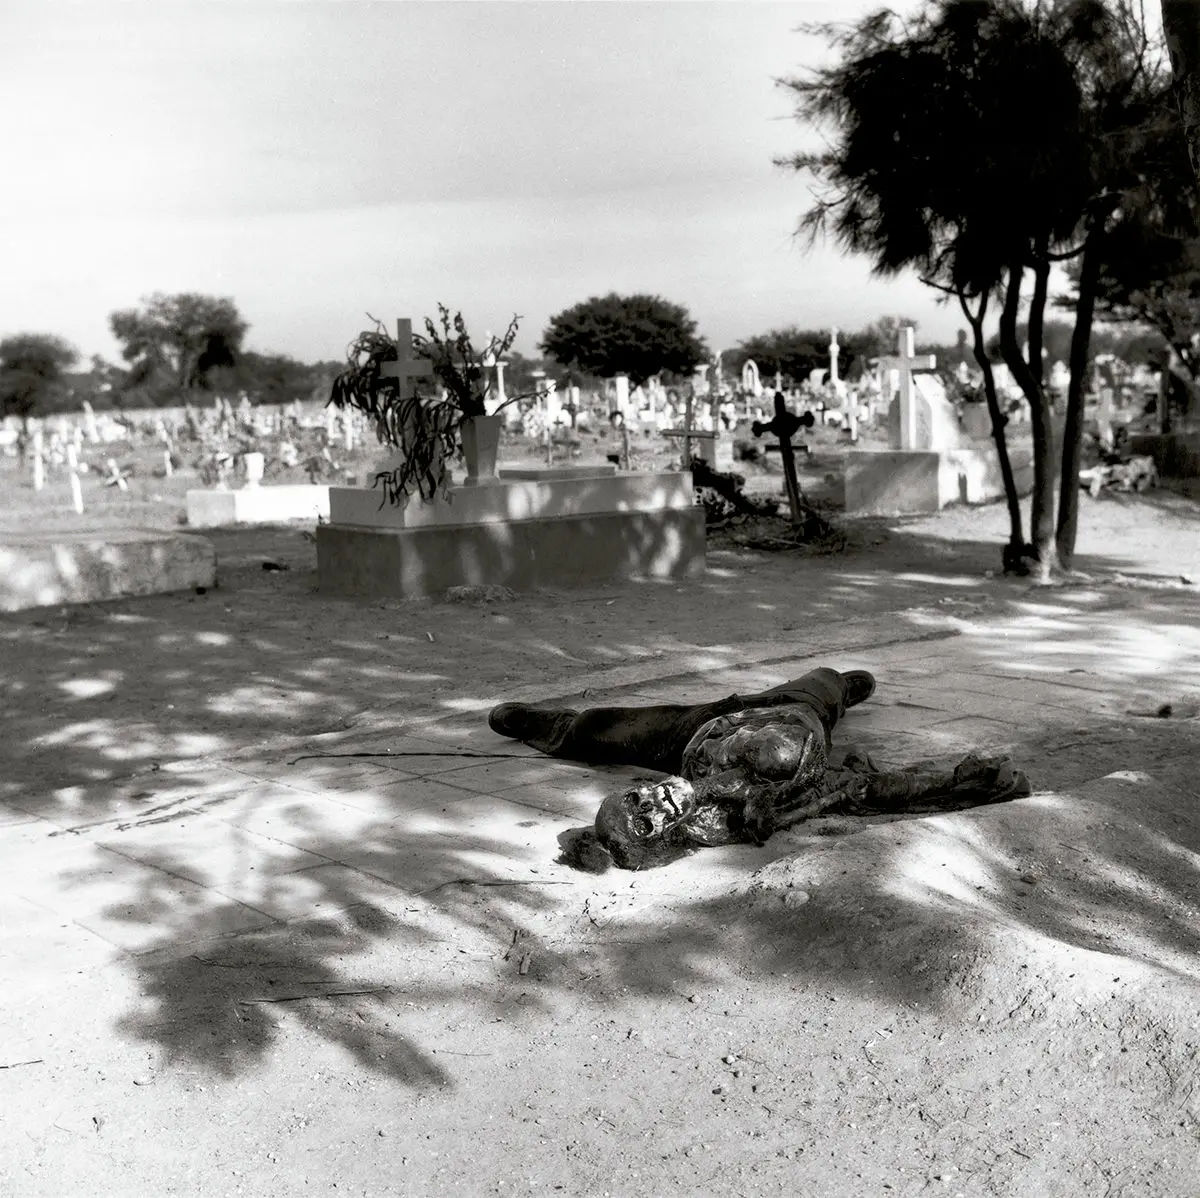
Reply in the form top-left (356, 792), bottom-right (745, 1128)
top-left (879, 326), bottom-right (937, 450)
top-left (378, 318), bottom-right (432, 398)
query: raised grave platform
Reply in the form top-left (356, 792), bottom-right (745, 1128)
top-left (318, 468), bottom-right (705, 598)
top-left (1, 528), bottom-right (216, 612)
top-left (187, 484), bottom-right (331, 528)
top-left (844, 446), bottom-right (1034, 515)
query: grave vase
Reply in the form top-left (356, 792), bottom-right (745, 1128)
top-left (461, 414), bottom-right (503, 485)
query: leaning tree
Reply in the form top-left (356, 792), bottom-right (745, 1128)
top-left (782, 0), bottom-right (1172, 577)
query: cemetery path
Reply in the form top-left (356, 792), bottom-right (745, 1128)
top-left (2, 494), bottom-right (1199, 1196)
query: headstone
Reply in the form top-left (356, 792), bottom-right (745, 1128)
top-left (828, 328), bottom-right (840, 389)
top-left (613, 375), bottom-right (630, 422)
top-left (66, 443), bottom-right (84, 514)
top-left (1097, 386), bottom-right (1115, 449)
top-left (244, 452), bottom-right (265, 488)
top-left (81, 401), bottom-right (100, 443)
top-left (741, 359), bottom-right (763, 397)
top-left (879, 327), bottom-right (939, 450)
top-left (842, 383), bottom-right (858, 443)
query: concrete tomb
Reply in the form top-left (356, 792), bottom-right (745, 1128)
top-left (1, 528), bottom-right (216, 612)
top-left (845, 327), bottom-right (1032, 515)
top-left (317, 466), bottom-right (705, 598)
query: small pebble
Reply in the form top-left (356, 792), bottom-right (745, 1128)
top-left (1019, 873), bottom-right (1037, 885)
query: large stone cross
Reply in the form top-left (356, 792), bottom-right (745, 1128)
top-left (879, 326), bottom-right (937, 450)
top-left (379, 319), bottom-right (432, 398)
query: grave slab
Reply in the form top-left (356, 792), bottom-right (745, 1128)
top-left (186, 483), bottom-right (331, 527)
top-left (845, 446), bottom-right (1033, 514)
top-left (327, 470), bottom-right (694, 529)
top-left (0, 528), bottom-right (216, 612)
top-left (318, 507), bottom-right (706, 598)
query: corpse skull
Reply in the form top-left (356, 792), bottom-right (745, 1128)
top-left (596, 778), bottom-right (697, 843)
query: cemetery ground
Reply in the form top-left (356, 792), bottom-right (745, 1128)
top-left (2, 434), bottom-right (1200, 1197)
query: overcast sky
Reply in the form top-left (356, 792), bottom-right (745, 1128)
top-left (1, 0), bottom-right (968, 366)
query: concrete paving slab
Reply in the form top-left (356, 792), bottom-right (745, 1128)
top-left (92, 811), bottom-right (330, 895)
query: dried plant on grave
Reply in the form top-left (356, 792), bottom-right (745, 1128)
top-left (327, 306), bottom-right (532, 505)
top-left (413, 304), bottom-right (525, 420)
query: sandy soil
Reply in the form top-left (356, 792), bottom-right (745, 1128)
top-left (2, 439), bottom-right (1200, 1197)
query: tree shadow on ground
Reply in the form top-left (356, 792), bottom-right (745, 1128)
top-left (3, 520), bottom-right (1199, 1089)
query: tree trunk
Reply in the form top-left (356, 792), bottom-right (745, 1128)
top-left (1027, 245), bottom-right (1049, 383)
top-left (1163, 0), bottom-right (1200, 187)
top-left (960, 289), bottom-right (1026, 568)
top-left (1055, 236), bottom-right (1101, 569)
top-left (999, 260), bottom-right (1058, 580)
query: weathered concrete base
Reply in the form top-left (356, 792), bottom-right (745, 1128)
top-left (317, 508), bottom-right (706, 598)
top-left (939, 446), bottom-right (1033, 506)
top-left (0, 529), bottom-right (216, 612)
top-left (1129, 433), bottom-right (1200, 479)
top-left (187, 485), bottom-right (330, 528)
top-left (328, 471), bottom-right (694, 530)
top-left (845, 447), bottom-right (1033, 515)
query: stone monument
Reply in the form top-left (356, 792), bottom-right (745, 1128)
top-left (845, 326), bottom-right (1032, 514)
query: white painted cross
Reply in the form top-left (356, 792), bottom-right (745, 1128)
top-left (379, 318), bottom-right (432, 398)
top-left (879, 326), bottom-right (937, 450)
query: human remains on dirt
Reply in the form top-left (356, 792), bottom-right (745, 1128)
top-left (489, 668), bottom-right (1031, 870)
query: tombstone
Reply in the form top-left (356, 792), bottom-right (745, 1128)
top-left (542, 379), bottom-right (561, 428)
top-left (880, 327), bottom-right (939, 450)
top-left (81, 400), bottom-right (100, 444)
top-left (1096, 387), bottom-right (1115, 449)
top-left (741, 359), bottom-right (763, 397)
top-left (828, 327), bottom-right (841, 390)
top-left (842, 383), bottom-right (859, 443)
top-left (612, 375), bottom-right (631, 423)
top-left (63, 443), bottom-right (83, 513)
top-left (847, 327), bottom-right (1028, 515)
top-left (243, 452), bottom-right (266, 488)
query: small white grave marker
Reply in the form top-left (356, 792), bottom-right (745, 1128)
top-left (66, 443), bottom-right (84, 513)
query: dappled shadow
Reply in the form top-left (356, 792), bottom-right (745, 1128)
top-left (3, 508), bottom-right (1200, 1090)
